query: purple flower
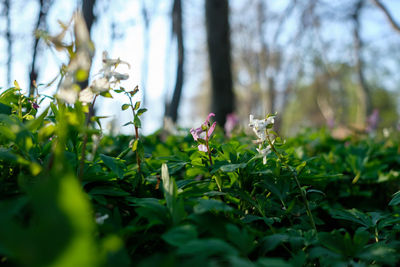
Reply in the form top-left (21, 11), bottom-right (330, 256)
top-left (190, 113), bottom-right (217, 153)
top-left (224, 113), bottom-right (239, 137)
top-left (29, 99), bottom-right (39, 109)
top-left (190, 127), bottom-right (203, 141)
top-left (208, 122), bottom-right (217, 136)
top-left (198, 144), bottom-right (207, 152)
top-left (366, 109), bottom-right (379, 133)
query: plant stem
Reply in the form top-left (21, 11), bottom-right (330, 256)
top-left (78, 95), bottom-right (98, 180)
top-left (128, 93), bottom-right (141, 173)
top-left (265, 129), bottom-right (317, 233)
top-left (205, 130), bottom-right (213, 166)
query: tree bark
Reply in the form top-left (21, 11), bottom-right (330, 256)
top-left (77, 0), bottom-right (96, 91)
top-left (166, 0), bottom-right (184, 123)
top-left (205, 0), bottom-right (234, 126)
top-left (29, 0), bottom-right (52, 97)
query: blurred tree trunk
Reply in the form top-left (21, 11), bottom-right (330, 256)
top-left (205, 0), bottom-right (234, 126)
top-left (165, 0), bottom-right (184, 123)
top-left (3, 0), bottom-right (11, 87)
top-left (29, 0), bottom-right (52, 97)
top-left (140, 0), bottom-right (150, 107)
top-left (352, 0), bottom-right (372, 122)
top-left (78, 0), bottom-right (96, 90)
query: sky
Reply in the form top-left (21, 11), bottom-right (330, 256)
top-left (0, 0), bottom-right (400, 135)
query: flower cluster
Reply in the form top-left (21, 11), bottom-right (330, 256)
top-left (190, 113), bottom-right (216, 152)
top-left (249, 114), bottom-right (275, 164)
top-left (57, 21), bottom-right (130, 105)
top-left (78, 51), bottom-right (130, 104)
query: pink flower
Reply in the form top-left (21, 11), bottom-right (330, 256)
top-left (190, 113), bottom-right (217, 152)
top-left (190, 127), bottom-right (203, 141)
top-left (224, 113), bottom-right (239, 137)
top-left (366, 109), bottom-right (379, 133)
top-left (208, 122), bottom-right (216, 136)
top-left (198, 144), bottom-right (207, 152)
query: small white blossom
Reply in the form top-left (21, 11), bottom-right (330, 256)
top-left (257, 145), bottom-right (271, 164)
top-left (249, 114), bottom-right (274, 141)
top-left (79, 87), bottom-right (95, 104)
top-left (90, 77), bottom-right (110, 93)
top-left (58, 85), bottom-right (78, 104)
top-left (95, 214), bottom-right (109, 225)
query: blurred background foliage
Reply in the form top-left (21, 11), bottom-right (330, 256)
top-left (0, 0), bottom-right (399, 135)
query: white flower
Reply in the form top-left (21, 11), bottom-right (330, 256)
top-left (57, 84), bottom-right (79, 104)
top-left (249, 114), bottom-right (274, 141)
top-left (90, 77), bottom-right (110, 93)
top-left (257, 145), bottom-right (271, 164)
top-left (111, 72), bottom-right (129, 81)
top-left (79, 87), bottom-right (95, 103)
top-left (95, 214), bottom-right (109, 224)
top-left (102, 51), bottom-right (131, 69)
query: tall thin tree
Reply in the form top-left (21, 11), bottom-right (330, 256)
top-left (352, 0), bottom-right (372, 119)
top-left (3, 0), bottom-right (11, 86)
top-left (29, 0), bottom-right (52, 97)
top-left (165, 0), bottom-right (184, 123)
top-left (79, 0), bottom-right (96, 90)
top-left (205, 0), bottom-right (234, 126)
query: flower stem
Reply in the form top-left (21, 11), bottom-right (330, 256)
top-left (265, 129), bottom-right (317, 233)
top-left (205, 131), bottom-right (213, 166)
top-left (128, 93), bottom-right (141, 173)
top-left (78, 95), bottom-right (97, 180)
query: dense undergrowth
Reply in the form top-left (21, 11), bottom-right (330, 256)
top-left (0, 84), bottom-right (400, 267)
top-left (1, 13), bottom-right (400, 266)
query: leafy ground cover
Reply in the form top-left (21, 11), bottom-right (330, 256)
top-left (1, 14), bottom-right (400, 266)
top-left (0, 83), bottom-right (400, 267)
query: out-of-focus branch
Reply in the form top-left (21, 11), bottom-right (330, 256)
top-left (371, 0), bottom-right (400, 34)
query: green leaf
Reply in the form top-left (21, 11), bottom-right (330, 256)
top-left (131, 139), bottom-right (139, 152)
top-left (122, 121), bottom-right (134, 127)
top-left (389, 191), bottom-right (400, 206)
top-left (26, 107), bottom-right (49, 132)
top-left (161, 163), bottom-right (184, 224)
top-left (0, 173), bottom-right (99, 266)
top-left (193, 199), bottom-right (233, 214)
top-left (133, 115), bottom-right (141, 128)
top-left (89, 186), bottom-right (130, 197)
top-left (137, 108), bottom-right (147, 116)
top-left (100, 91), bottom-right (113, 98)
top-left (177, 238), bottom-right (238, 257)
top-left (220, 163), bottom-right (247, 172)
top-left (121, 104), bottom-right (131, 110)
top-left (100, 154), bottom-right (125, 179)
top-left (134, 101), bottom-right (141, 111)
top-left (162, 225), bottom-right (198, 247)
